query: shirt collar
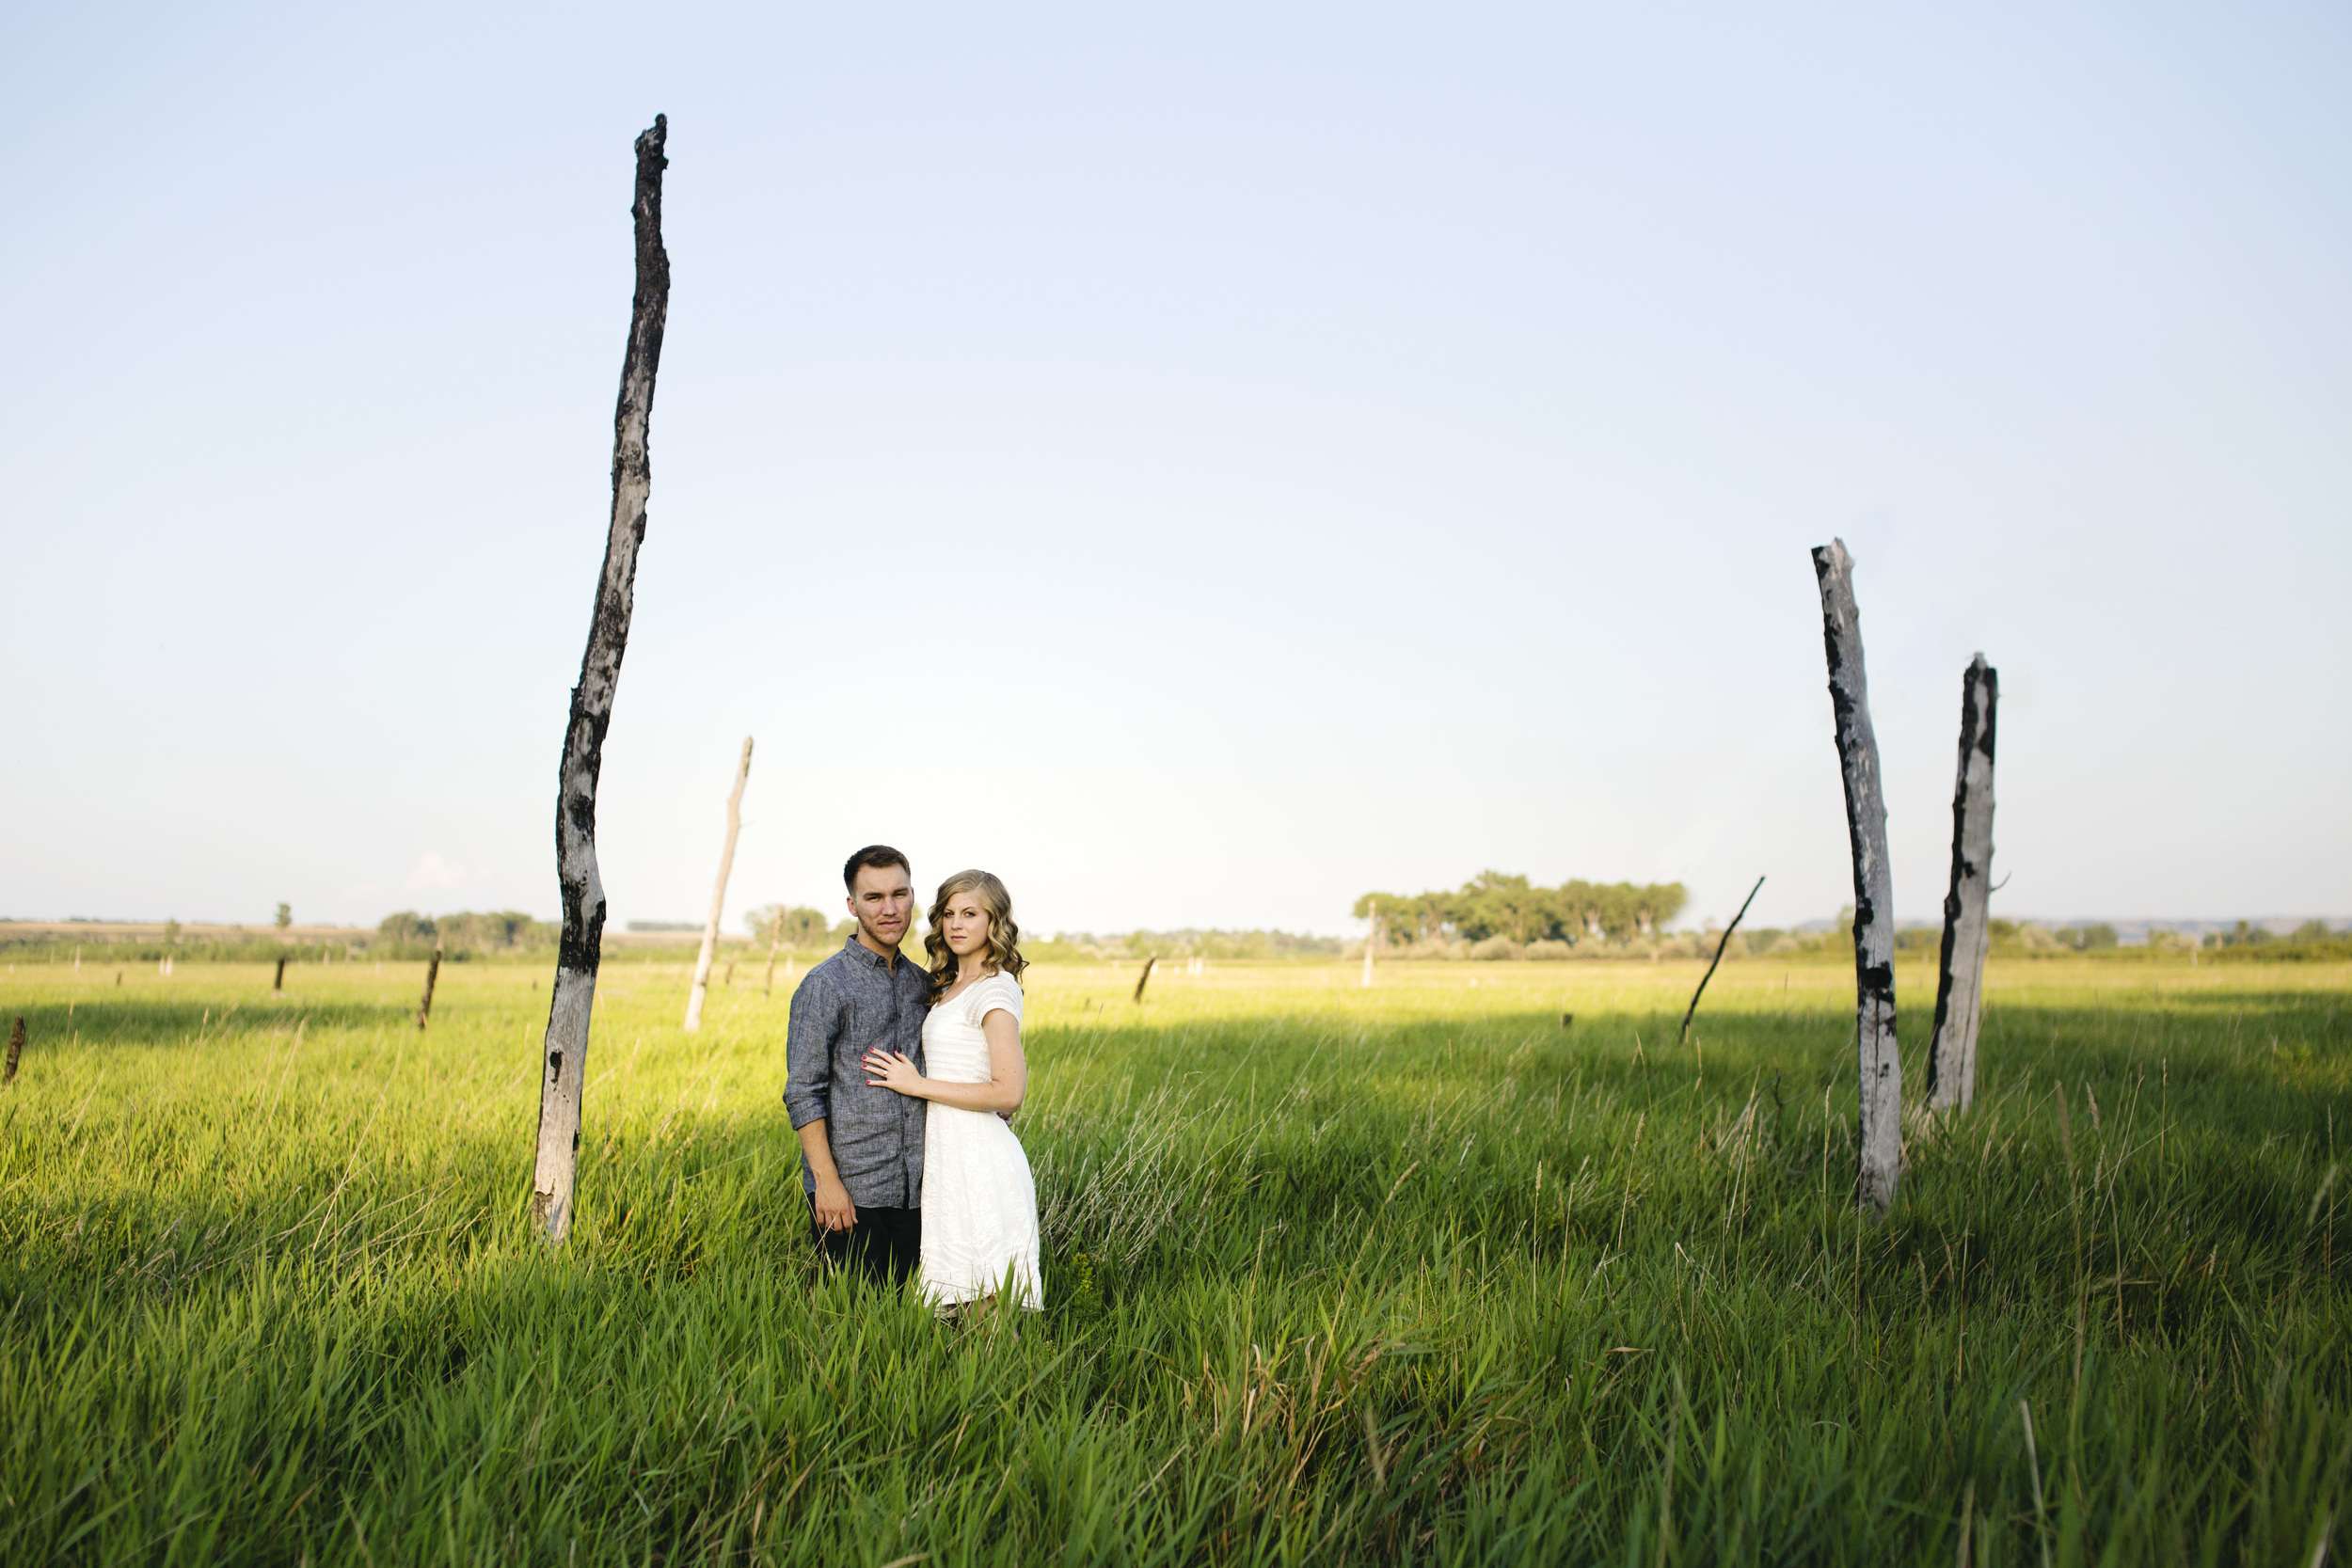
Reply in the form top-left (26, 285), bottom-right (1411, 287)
top-left (842, 932), bottom-right (904, 972)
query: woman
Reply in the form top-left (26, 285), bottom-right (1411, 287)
top-left (863, 869), bottom-right (1042, 1313)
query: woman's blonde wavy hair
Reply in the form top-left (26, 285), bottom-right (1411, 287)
top-left (924, 869), bottom-right (1028, 1005)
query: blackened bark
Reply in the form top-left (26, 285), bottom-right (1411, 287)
top-left (1928, 655), bottom-right (1998, 1110)
top-left (532, 115), bottom-right (671, 1243)
top-left (1813, 539), bottom-right (1903, 1215)
top-left (684, 736), bottom-right (754, 1033)
top-left (273, 956), bottom-right (287, 993)
top-left (1679, 876), bottom-right (1764, 1043)
top-left (418, 940), bottom-right (442, 1031)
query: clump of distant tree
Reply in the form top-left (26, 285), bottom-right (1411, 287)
top-left (743, 905), bottom-right (834, 947)
top-left (374, 911), bottom-right (556, 961)
top-left (1354, 872), bottom-right (1690, 958)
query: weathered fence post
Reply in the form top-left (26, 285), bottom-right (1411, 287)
top-left (418, 938), bottom-right (442, 1030)
top-left (684, 736), bottom-right (753, 1033)
top-left (5, 1016), bottom-right (23, 1084)
top-left (532, 114), bottom-right (671, 1243)
top-left (1679, 875), bottom-right (1764, 1043)
top-left (1133, 955), bottom-right (1157, 1004)
top-left (1927, 654), bottom-right (1998, 1111)
top-left (1812, 538), bottom-right (1903, 1215)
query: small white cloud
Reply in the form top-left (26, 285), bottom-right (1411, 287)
top-left (404, 853), bottom-right (482, 895)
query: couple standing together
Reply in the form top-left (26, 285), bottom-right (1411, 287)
top-left (783, 845), bottom-right (1042, 1313)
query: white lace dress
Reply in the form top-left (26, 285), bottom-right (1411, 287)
top-left (918, 973), bottom-right (1043, 1310)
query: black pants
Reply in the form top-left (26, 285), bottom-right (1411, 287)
top-left (808, 1196), bottom-right (921, 1287)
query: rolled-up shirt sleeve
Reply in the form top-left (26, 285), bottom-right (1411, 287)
top-left (783, 972), bottom-right (839, 1131)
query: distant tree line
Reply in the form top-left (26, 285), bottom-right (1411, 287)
top-left (0, 930), bottom-right (355, 964)
top-left (1355, 872), bottom-right (1691, 953)
top-left (1031, 929), bottom-right (1344, 961)
top-left (374, 911), bottom-right (558, 960)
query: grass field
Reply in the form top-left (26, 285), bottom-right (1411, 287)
top-left (2, 952), bottom-right (2346, 1565)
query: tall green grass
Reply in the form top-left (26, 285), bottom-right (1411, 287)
top-left (2, 956), bottom-right (2344, 1564)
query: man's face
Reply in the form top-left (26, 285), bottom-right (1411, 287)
top-left (847, 863), bottom-right (914, 953)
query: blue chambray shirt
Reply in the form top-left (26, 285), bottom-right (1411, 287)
top-left (783, 935), bottom-right (930, 1207)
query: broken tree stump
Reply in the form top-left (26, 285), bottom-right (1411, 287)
top-left (532, 115), bottom-right (671, 1244)
top-left (1928, 654), bottom-right (1998, 1111)
top-left (684, 735), bottom-right (753, 1033)
top-left (1813, 538), bottom-right (1903, 1215)
top-left (418, 939), bottom-right (442, 1030)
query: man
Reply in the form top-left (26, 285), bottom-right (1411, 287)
top-left (783, 845), bottom-right (930, 1283)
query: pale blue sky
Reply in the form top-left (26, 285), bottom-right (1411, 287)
top-left (5, 2), bottom-right (2346, 938)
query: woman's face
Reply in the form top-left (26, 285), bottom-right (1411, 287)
top-left (941, 891), bottom-right (993, 960)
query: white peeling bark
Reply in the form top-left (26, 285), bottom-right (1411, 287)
top-left (532, 115), bottom-right (671, 1243)
top-left (1928, 655), bottom-right (1998, 1111)
top-left (683, 736), bottom-right (753, 1033)
top-left (1812, 538), bottom-right (1903, 1215)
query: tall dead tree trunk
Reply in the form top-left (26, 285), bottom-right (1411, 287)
top-left (684, 736), bottom-right (753, 1033)
top-left (1813, 538), bottom-right (1903, 1215)
top-left (1928, 655), bottom-right (1998, 1111)
top-left (532, 115), bottom-right (671, 1243)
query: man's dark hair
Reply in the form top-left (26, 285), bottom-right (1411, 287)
top-left (843, 845), bottom-right (912, 892)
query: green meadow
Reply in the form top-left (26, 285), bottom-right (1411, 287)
top-left (2, 952), bottom-right (2345, 1565)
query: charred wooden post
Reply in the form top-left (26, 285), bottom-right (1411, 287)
top-left (1928, 655), bottom-right (1998, 1111)
top-left (684, 736), bottom-right (753, 1033)
top-left (1133, 955), bottom-right (1157, 1004)
top-left (5, 1016), bottom-right (22, 1084)
top-left (1813, 538), bottom-right (1903, 1215)
top-left (418, 939), bottom-right (442, 1030)
top-left (272, 956), bottom-right (287, 993)
top-left (1679, 875), bottom-right (1764, 1043)
top-left (532, 115), bottom-right (672, 1243)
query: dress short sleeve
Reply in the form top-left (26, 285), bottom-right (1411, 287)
top-left (970, 974), bottom-right (1023, 1026)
